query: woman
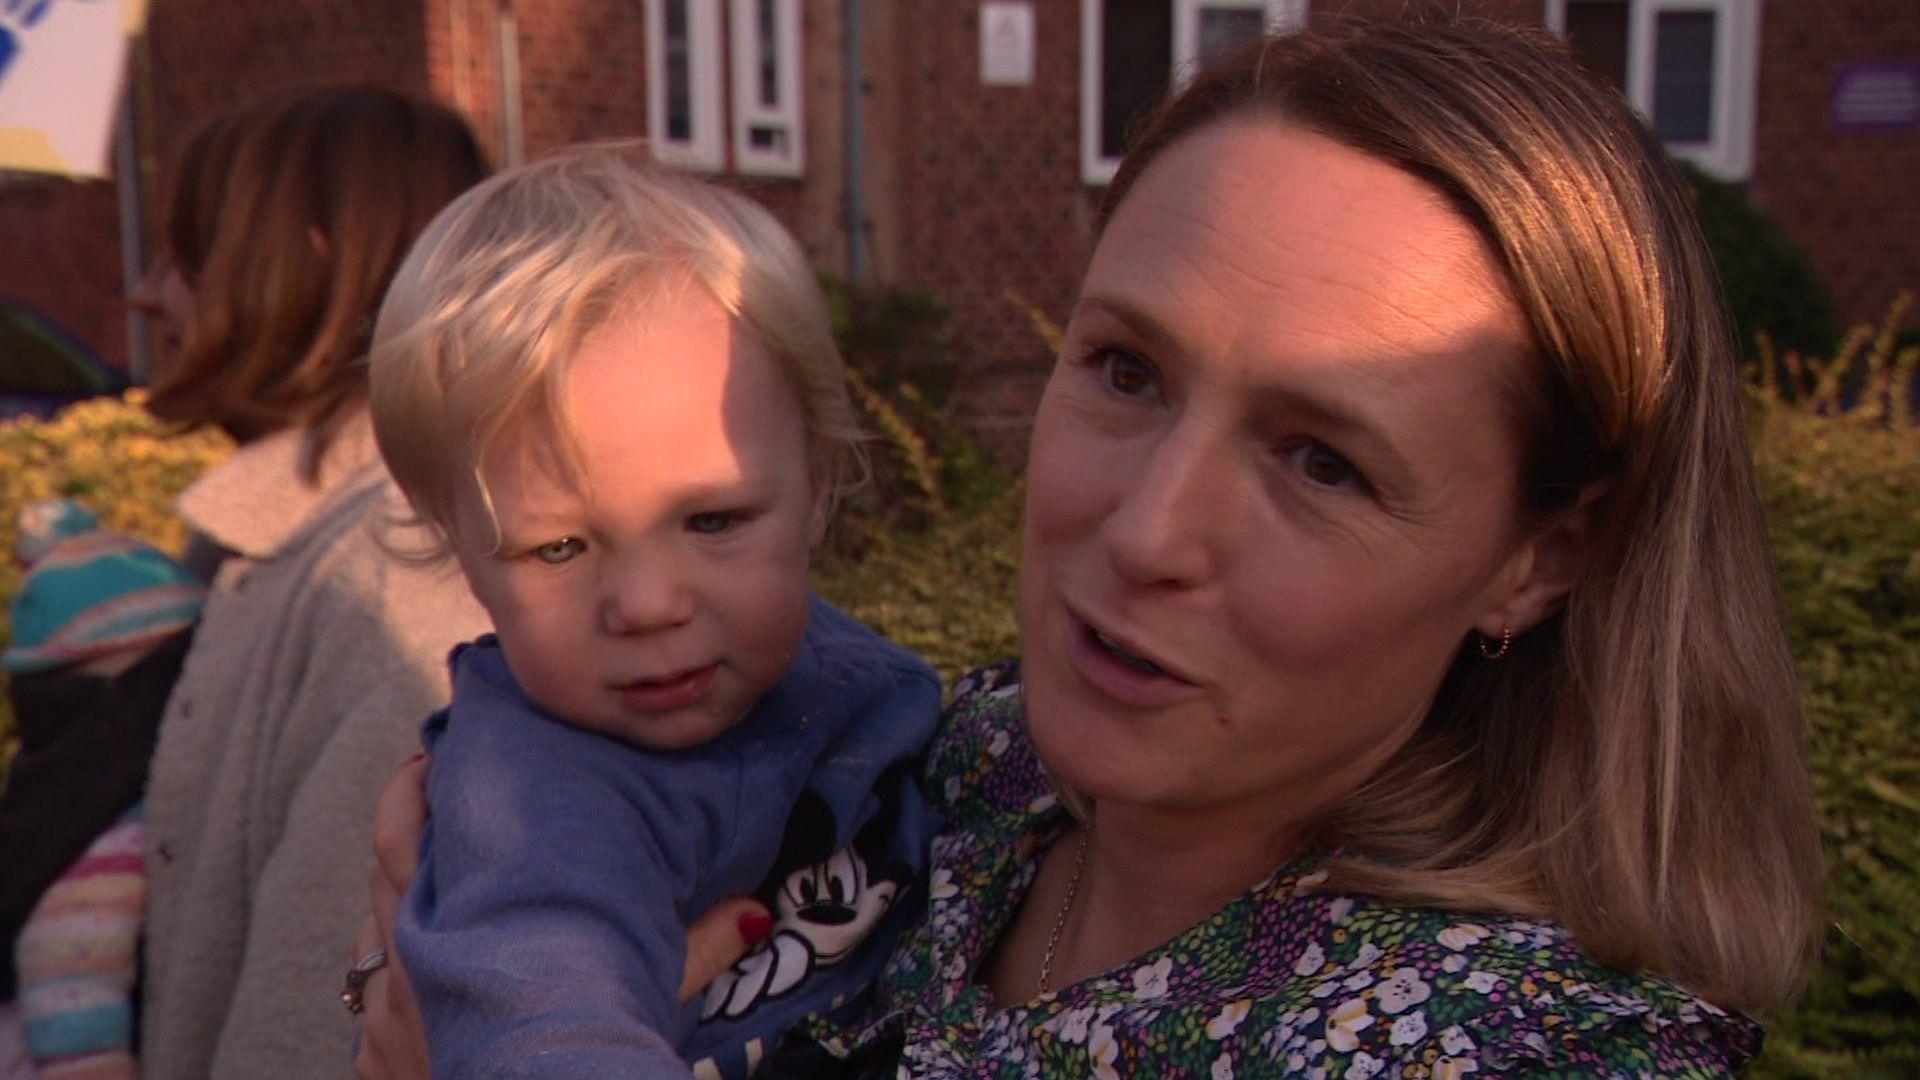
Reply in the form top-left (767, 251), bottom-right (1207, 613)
top-left (129, 86), bottom-right (493, 1078)
top-left (359, 15), bottom-right (1824, 1076)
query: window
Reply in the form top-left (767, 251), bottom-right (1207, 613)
top-left (1547, 0), bottom-right (1760, 180)
top-left (645, 0), bottom-right (724, 171)
top-left (729, 0), bottom-right (804, 176)
top-left (1082, 0), bottom-right (1307, 184)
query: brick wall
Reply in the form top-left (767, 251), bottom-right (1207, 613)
top-left (876, 0), bottom-right (1093, 456)
top-left (0, 177), bottom-right (126, 369)
top-left (1750, 0), bottom-right (1920, 328)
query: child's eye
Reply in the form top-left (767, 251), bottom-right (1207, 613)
top-left (687, 512), bottom-right (738, 536)
top-left (1284, 442), bottom-right (1369, 493)
top-left (533, 537), bottom-right (586, 564)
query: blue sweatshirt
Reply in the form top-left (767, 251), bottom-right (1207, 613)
top-left (396, 597), bottom-right (942, 1078)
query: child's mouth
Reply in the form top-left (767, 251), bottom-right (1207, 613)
top-left (616, 663), bottom-right (719, 713)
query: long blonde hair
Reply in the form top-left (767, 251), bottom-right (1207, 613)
top-left (145, 86), bottom-right (486, 477)
top-left (1103, 16), bottom-right (1824, 1015)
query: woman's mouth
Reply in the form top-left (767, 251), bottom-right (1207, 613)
top-left (1065, 610), bottom-right (1204, 708)
top-left (1090, 628), bottom-right (1168, 677)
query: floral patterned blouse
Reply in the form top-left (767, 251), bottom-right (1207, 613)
top-left (774, 662), bottom-right (1763, 1078)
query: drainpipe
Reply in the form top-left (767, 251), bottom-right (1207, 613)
top-left (842, 0), bottom-right (866, 283)
top-left (115, 84), bottom-right (147, 382)
top-left (497, 0), bottom-right (524, 166)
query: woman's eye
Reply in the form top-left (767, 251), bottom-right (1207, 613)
top-left (533, 537), bottom-right (586, 564)
top-left (1288, 442), bottom-right (1368, 492)
top-left (1098, 349), bottom-right (1158, 399)
top-left (687, 512), bottom-right (737, 535)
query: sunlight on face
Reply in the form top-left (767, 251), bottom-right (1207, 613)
top-left (1019, 118), bottom-right (1536, 822)
top-left (450, 291), bottom-right (821, 750)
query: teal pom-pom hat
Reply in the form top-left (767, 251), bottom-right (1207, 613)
top-left (4, 499), bottom-right (205, 675)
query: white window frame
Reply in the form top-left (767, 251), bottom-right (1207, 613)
top-left (645, 0), bottom-right (725, 171)
top-left (1082, 0), bottom-right (1307, 184)
top-left (730, 0), bottom-right (806, 177)
top-left (1545, 0), bottom-right (1761, 180)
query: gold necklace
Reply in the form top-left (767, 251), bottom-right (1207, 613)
top-left (1036, 823), bottom-right (1091, 995)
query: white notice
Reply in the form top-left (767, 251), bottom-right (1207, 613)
top-left (980, 1), bottom-right (1034, 88)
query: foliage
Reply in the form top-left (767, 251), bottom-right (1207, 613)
top-left (1684, 163), bottom-right (1845, 363)
top-left (1745, 299), bottom-right (1920, 1077)
top-left (827, 275), bottom-right (1017, 532)
top-left (0, 392), bottom-right (232, 755)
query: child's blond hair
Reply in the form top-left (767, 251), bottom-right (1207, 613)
top-left (369, 141), bottom-right (861, 553)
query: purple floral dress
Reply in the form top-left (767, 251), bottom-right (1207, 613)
top-left (778, 662), bottom-right (1763, 1078)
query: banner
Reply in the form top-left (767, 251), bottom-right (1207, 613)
top-left (0, 0), bottom-right (147, 177)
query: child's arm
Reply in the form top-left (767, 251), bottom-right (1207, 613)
top-left (395, 702), bottom-right (725, 1077)
top-left (14, 807), bottom-right (146, 1080)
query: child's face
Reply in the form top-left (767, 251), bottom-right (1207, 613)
top-left (449, 292), bottom-right (823, 750)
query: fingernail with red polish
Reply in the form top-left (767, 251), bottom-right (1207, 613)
top-left (738, 911), bottom-right (775, 945)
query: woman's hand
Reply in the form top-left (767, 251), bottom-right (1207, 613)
top-left (350, 757), bottom-right (774, 1079)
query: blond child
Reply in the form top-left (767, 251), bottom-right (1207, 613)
top-left (367, 145), bottom-right (941, 1078)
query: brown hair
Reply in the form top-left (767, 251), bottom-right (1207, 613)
top-left (1102, 16), bottom-right (1823, 1015)
top-left (145, 86), bottom-right (487, 478)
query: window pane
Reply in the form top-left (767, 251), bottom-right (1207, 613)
top-left (1563, 0), bottom-right (1629, 90)
top-left (1198, 7), bottom-right (1263, 69)
top-left (1101, 0), bottom-right (1173, 161)
top-left (757, 0), bottom-right (778, 109)
top-left (1653, 10), bottom-right (1716, 143)
top-left (665, 0), bottom-right (692, 141)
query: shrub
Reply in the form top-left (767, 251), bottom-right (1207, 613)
top-left (1685, 163), bottom-right (1844, 363)
top-left (1745, 305), bottom-right (1920, 1077)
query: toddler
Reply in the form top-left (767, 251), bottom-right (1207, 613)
top-left (1, 499), bottom-right (204, 1078)
top-left (369, 145), bottom-right (941, 1078)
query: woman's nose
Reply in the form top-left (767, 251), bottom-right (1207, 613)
top-left (1099, 429), bottom-right (1221, 589)
top-left (129, 261), bottom-right (168, 313)
top-left (599, 553), bottom-right (698, 636)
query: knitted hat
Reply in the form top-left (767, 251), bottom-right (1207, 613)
top-left (4, 499), bottom-right (205, 675)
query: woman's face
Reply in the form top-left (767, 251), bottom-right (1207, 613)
top-left (130, 254), bottom-right (193, 372)
top-left (1020, 118), bottom-right (1541, 824)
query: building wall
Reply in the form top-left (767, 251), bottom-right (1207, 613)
top-left (0, 177), bottom-right (125, 370)
top-left (3, 0), bottom-right (1913, 396)
top-left (1750, 0), bottom-right (1920, 328)
top-left (0, 0), bottom-right (436, 373)
top-left (876, 0), bottom-right (1095, 456)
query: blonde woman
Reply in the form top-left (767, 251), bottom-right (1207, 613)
top-left (358, 15), bottom-right (1822, 1077)
top-left (129, 86), bottom-right (494, 1078)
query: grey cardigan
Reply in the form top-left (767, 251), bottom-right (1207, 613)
top-left (140, 417), bottom-right (489, 1079)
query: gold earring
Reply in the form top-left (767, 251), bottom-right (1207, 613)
top-left (1478, 624), bottom-right (1512, 660)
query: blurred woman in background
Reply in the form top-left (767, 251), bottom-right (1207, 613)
top-left (127, 85), bottom-right (492, 1078)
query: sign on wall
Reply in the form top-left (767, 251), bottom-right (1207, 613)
top-left (981, 1), bottom-right (1035, 88)
top-left (0, 0), bottom-right (147, 177)
top-left (1833, 62), bottom-right (1920, 133)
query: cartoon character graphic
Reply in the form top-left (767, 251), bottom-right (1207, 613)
top-left (701, 791), bottom-right (910, 1021)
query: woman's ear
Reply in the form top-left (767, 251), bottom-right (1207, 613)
top-left (1476, 484), bottom-right (1607, 639)
top-left (308, 225), bottom-right (330, 260)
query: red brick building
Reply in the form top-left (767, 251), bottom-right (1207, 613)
top-left (2, 0), bottom-right (1914, 445)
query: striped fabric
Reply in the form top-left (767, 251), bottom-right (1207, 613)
top-left (3, 502), bottom-right (203, 675)
top-left (15, 806), bottom-right (146, 1079)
